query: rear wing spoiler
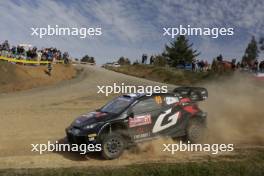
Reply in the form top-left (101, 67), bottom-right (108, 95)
top-left (173, 87), bottom-right (208, 102)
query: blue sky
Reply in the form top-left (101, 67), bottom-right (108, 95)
top-left (0, 0), bottom-right (264, 64)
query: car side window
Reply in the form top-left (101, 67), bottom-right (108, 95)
top-left (132, 97), bottom-right (162, 114)
top-left (163, 96), bottom-right (179, 107)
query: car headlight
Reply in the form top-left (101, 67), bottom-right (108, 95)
top-left (72, 128), bottom-right (80, 135)
top-left (84, 123), bottom-right (98, 129)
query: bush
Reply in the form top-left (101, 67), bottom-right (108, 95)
top-left (153, 55), bottom-right (167, 67)
top-left (118, 57), bottom-right (131, 65)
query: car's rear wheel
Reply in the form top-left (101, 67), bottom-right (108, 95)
top-left (187, 119), bottom-right (205, 143)
top-left (101, 133), bottom-right (125, 159)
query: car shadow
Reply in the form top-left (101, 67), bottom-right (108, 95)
top-left (53, 137), bottom-right (104, 161)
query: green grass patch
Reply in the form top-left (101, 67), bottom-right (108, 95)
top-left (1, 150), bottom-right (264, 176)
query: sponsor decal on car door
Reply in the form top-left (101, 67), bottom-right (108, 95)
top-left (152, 108), bottom-right (180, 133)
top-left (128, 114), bottom-right (152, 128)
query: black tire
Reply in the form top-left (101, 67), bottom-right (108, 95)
top-left (187, 119), bottom-right (205, 143)
top-left (101, 133), bottom-right (126, 160)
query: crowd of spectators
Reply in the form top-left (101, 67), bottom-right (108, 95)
top-left (237, 59), bottom-right (264, 73)
top-left (191, 59), bottom-right (209, 72)
top-left (0, 40), bottom-right (70, 64)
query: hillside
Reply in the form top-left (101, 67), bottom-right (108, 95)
top-left (0, 61), bottom-right (76, 93)
top-left (107, 65), bottom-right (215, 85)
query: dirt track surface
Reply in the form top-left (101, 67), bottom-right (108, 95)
top-left (0, 65), bottom-right (263, 169)
top-left (0, 65), bottom-right (172, 169)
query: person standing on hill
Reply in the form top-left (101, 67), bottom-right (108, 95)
top-left (63, 52), bottom-right (69, 64)
top-left (46, 50), bottom-right (53, 76)
top-left (141, 54), bottom-right (147, 64)
top-left (192, 59), bottom-right (196, 72)
top-left (259, 61), bottom-right (264, 72)
top-left (47, 62), bottom-right (52, 76)
top-left (150, 55), bottom-right (154, 65)
top-left (253, 60), bottom-right (259, 73)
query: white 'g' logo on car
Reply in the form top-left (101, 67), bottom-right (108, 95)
top-left (152, 108), bottom-right (180, 133)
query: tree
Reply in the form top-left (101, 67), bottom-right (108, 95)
top-left (163, 35), bottom-right (200, 67)
top-left (242, 36), bottom-right (259, 64)
top-left (90, 57), bottom-right (95, 64)
top-left (81, 55), bottom-right (90, 62)
top-left (81, 55), bottom-right (96, 64)
top-left (117, 56), bottom-right (131, 65)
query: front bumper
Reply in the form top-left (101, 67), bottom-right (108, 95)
top-left (66, 127), bottom-right (97, 145)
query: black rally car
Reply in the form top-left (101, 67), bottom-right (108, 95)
top-left (66, 87), bottom-right (208, 159)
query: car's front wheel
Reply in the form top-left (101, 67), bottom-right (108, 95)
top-left (101, 133), bottom-right (126, 159)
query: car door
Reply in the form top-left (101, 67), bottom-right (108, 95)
top-left (128, 96), bottom-right (162, 141)
top-left (151, 95), bottom-right (182, 136)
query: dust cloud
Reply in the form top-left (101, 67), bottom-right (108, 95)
top-left (202, 73), bottom-right (264, 145)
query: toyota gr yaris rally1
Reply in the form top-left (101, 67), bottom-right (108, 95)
top-left (66, 87), bottom-right (208, 159)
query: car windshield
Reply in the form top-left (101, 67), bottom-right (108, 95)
top-left (100, 96), bottom-right (134, 114)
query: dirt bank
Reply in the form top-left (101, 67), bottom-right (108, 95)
top-left (0, 61), bottom-right (76, 93)
top-left (107, 64), bottom-right (213, 85)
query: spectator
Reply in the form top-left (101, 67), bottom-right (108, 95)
top-left (192, 59), bottom-right (196, 72)
top-left (141, 54), bottom-right (147, 64)
top-left (11, 46), bottom-right (16, 57)
top-left (149, 55), bottom-right (154, 65)
top-left (231, 59), bottom-right (236, 71)
top-left (2, 40), bottom-right (10, 51)
top-left (253, 60), bottom-right (259, 73)
top-left (259, 61), bottom-right (264, 72)
top-left (63, 52), bottom-right (69, 64)
top-left (1, 40), bottom-right (10, 56)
